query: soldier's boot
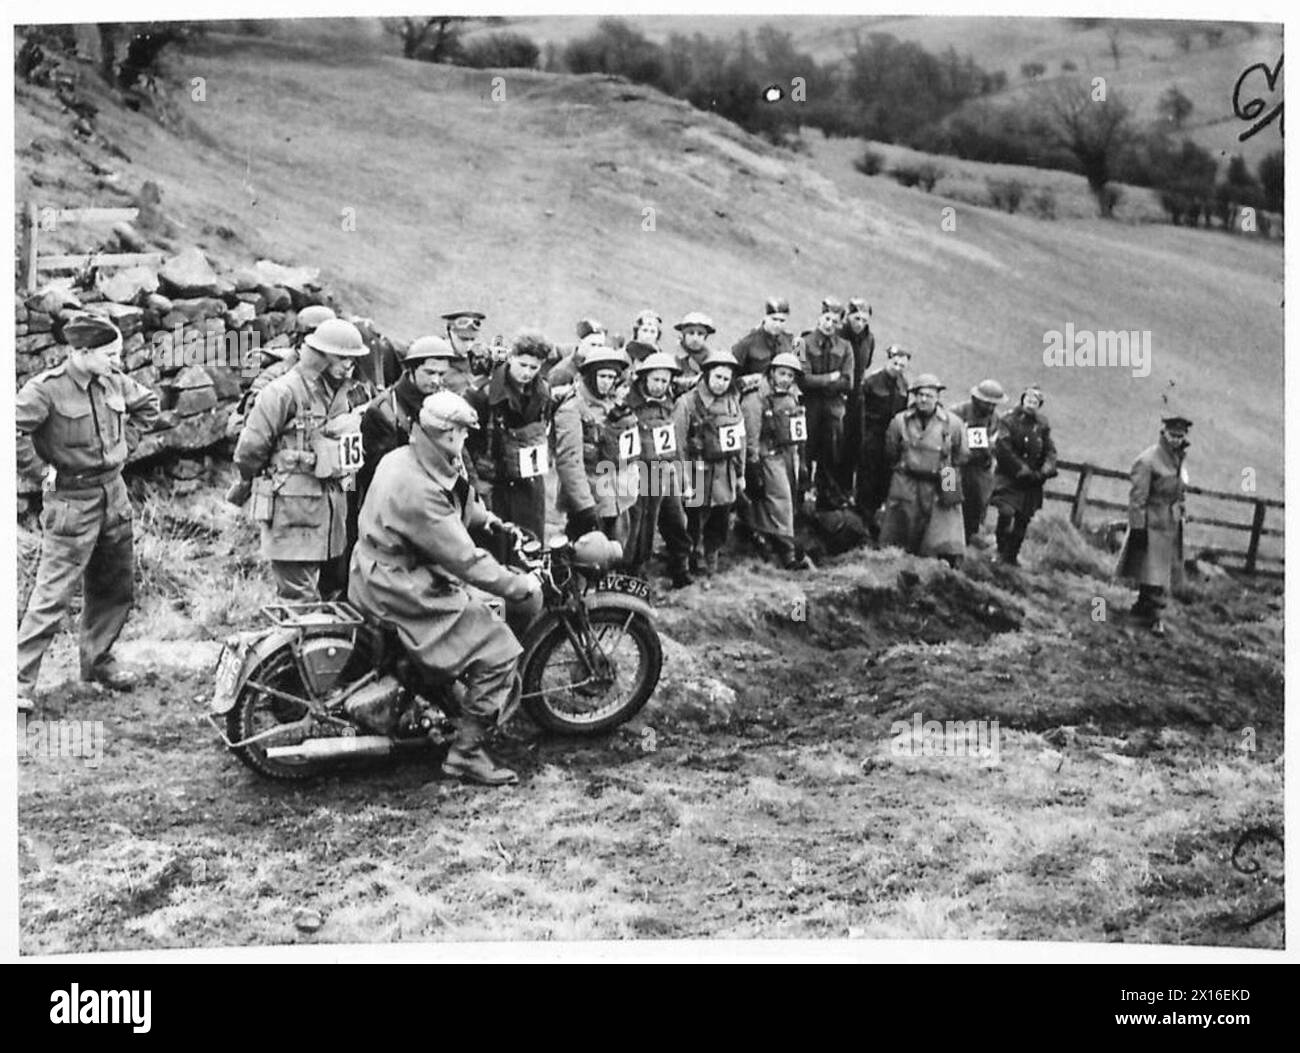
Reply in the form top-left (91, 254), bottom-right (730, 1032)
top-left (994, 515), bottom-right (1013, 561)
top-left (688, 546), bottom-right (704, 576)
top-left (666, 558), bottom-right (694, 590)
top-left (441, 717), bottom-right (518, 786)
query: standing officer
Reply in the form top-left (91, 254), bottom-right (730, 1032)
top-left (949, 379), bottom-right (1008, 544)
top-left (990, 386), bottom-right (1057, 566)
top-left (797, 297), bottom-right (855, 508)
top-left (732, 297), bottom-right (796, 378)
top-left (740, 351), bottom-right (812, 570)
top-left (672, 348), bottom-right (747, 576)
top-left (880, 373), bottom-right (968, 565)
top-left (441, 309), bottom-right (489, 394)
top-left (16, 315), bottom-right (164, 711)
top-left (232, 318), bottom-right (373, 601)
top-left (623, 352), bottom-right (693, 588)
top-left (837, 297), bottom-right (875, 496)
top-left (464, 331), bottom-right (554, 547)
top-left (357, 334), bottom-right (456, 503)
top-left (857, 344), bottom-right (912, 537)
top-left (349, 391), bottom-right (542, 786)
top-left (1116, 413), bottom-right (1191, 635)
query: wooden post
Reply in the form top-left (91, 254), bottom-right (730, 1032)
top-left (1070, 464), bottom-right (1094, 528)
top-left (1245, 501), bottom-right (1267, 574)
top-left (23, 202), bottom-right (40, 293)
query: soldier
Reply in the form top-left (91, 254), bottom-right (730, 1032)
top-left (225, 304), bottom-right (336, 441)
top-left (857, 344), bottom-right (912, 537)
top-left (732, 297), bottom-right (796, 378)
top-left (837, 297), bottom-right (876, 496)
top-left (547, 328), bottom-right (607, 390)
top-left (990, 386), bottom-right (1058, 566)
top-left (349, 391), bottom-right (542, 786)
top-left (797, 297), bottom-right (855, 509)
top-left (672, 348), bottom-right (747, 576)
top-left (950, 379), bottom-right (1008, 544)
top-left (1116, 413), bottom-right (1191, 636)
top-left (553, 346), bottom-right (640, 543)
top-left (670, 311), bottom-right (714, 395)
top-left (880, 373), bottom-right (968, 565)
top-left (357, 335), bottom-right (456, 503)
top-left (441, 309), bottom-right (489, 394)
top-left (623, 352), bottom-right (693, 588)
top-left (741, 351), bottom-right (813, 570)
top-left (231, 318), bottom-right (373, 601)
top-left (628, 310), bottom-right (663, 360)
top-left (464, 331), bottom-right (554, 547)
top-left (15, 315), bottom-right (164, 711)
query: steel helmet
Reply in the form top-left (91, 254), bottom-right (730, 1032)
top-left (700, 348), bottom-right (739, 372)
top-left (579, 346), bottom-right (631, 374)
top-left (674, 311), bottom-right (716, 334)
top-left (769, 351), bottom-right (804, 375)
top-left (970, 379), bottom-right (1007, 404)
top-left (305, 318), bottom-right (368, 357)
top-left (405, 335), bottom-right (458, 364)
top-left (294, 304), bottom-right (337, 334)
top-left (635, 352), bottom-right (683, 377)
top-left (419, 390), bottom-right (480, 431)
top-left (909, 373), bottom-right (945, 393)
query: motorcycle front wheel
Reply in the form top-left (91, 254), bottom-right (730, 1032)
top-left (520, 607), bottom-right (662, 734)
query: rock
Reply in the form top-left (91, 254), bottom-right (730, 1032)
top-left (253, 311), bottom-right (293, 342)
top-left (669, 676), bottom-right (737, 727)
top-left (168, 457), bottom-right (206, 481)
top-left (26, 283), bottom-right (81, 314)
top-left (292, 907), bottom-right (324, 934)
top-left (231, 267), bottom-right (262, 292)
top-left (124, 344), bottom-right (155, 372)
top-left (112, 220), bottom-right (147, 253)
top-left (166, 297), bottom-right (228, 323)
top-left (83, 302), bottom-right (144, 335)
top-left (16, 333), bottom-right (60, 354)
top-left (16, 305), bottom-right (29, 323)
top-left (169, 364), bottom-right (214, 390)
top-left (259, 285), bottom-right (292, 312)
top-left (16, 347), bottom-right (67, 375)
top-left (235, 291), bottom-right (267, 313)
top-left (158, 246), bottom-right (221, 298)
top-left (215, 277), bottom-right (237, 302)
top-left (252, 259), bottom-right (321, 296)
top-left (174, 386), bottom-right (219, 417)
top-left (25, 312), bottom-right (52, 333)
top-left (128, 364), bottom-right (159, 390)
top-left (130, 405), bottom-right (230, 459)
top-left (96, 264), bottom-right (158, 304)
top-left (145, 292), bottom-right (173, 314)
top-left (225, 302), bottom-right (257, 328)
top-left (208, 366), bottom-right (245, 400)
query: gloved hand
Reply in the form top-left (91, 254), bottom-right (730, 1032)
top-left (569, 505), bottom-right (601, 537)
top-left (745, 463), bottom-right (766, 501)
top-left (225, 477), bottom-right (253, 506)
top-left (1128, 527), bottom-right (1149, 547)
top-left (506, 573), bottom-right (542, 605)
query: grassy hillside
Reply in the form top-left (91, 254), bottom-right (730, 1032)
top-left (14, 28), bottom-right (1283, 500)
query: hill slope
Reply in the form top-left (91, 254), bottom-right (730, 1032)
top-left (14, 30), bottom-right (1284, 499)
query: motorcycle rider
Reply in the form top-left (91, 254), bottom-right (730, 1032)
top-left (672, 348), bottom-right (747, 576)
top-left (624, 352), bottom-right (693, 588)
top-left (349, 390), bottom-right (542, 786)
top-left (740, 351), bottom-right (813, 570)
top-left (357, 334), bottom-right (456, 503)
top-left (231, 317), bottom-right (373, 601)
top-left (464, 331), bottom-right (554, 548)
top-left (553, 345), bottom-right (640, 543)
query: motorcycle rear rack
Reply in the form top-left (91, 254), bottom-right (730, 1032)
top-left (260, 601), bottom-right (366, 629)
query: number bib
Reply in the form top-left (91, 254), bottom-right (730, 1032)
top-left (788, 414), bottom-right (808, 442)
top-left (338, 432), bottom-right (364, 470)
top-left (517, 443), bottom-right (548, 479)
top-left (965, 426), bottom-right (989, 450)
top-left (651, 424), bottom-right (678, 456)
top-left (717, 422), bottom-right (745, 453)
top-left (617, 428), bottom-right (642, 461)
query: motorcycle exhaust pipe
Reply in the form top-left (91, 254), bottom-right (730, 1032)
top-left (266, 735), bottom-right (395, 762)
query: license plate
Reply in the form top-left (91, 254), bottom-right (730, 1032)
top-left (596, 573), bottom-right (650, 600)
top-left (212, 643), bottom-right (247, 712)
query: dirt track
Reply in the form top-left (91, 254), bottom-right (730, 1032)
top-left (18, 533), bottom-right (1284, 950)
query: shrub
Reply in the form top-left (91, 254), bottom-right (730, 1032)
top-left (889, 165), bottom-right (921, 189)
top-left (986, 178), bottom-right (1025, 213)
top-left (460, 31), bottom-right (540, 70)
top-left (1030, 188), bottom-right (1058, 219)
top-left (890, 162), bottom-right (940, 191)
top-left (1061, 59), bottom-right (1078, 72)
top-left (854, 147), bottom-right (886, 176)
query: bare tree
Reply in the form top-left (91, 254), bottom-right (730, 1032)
top-left (382, 16), bottom-right (469, 61)
top-left (1037, 79), bottom-right (1135, 218)
top-left (1106, 24), bottom-right (1122, 69)
top-left (97, 23), bottom-right (122, 82)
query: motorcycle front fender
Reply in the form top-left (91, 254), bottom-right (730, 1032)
top-left (210, 626), bottom-right (300, 715)
top-left (585, 590), bottom-right (655, 622)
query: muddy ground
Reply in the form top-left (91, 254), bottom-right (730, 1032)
top-left (17, 507), bottom-right (1284, 951)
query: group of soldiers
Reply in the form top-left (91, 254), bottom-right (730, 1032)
top-left (14, 296), bottom-right (1194, 757)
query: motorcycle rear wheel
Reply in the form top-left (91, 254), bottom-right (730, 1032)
top-left (520, 607), bottom-right (662, 734)
top-left (227, 646), bottom-right (329, 781)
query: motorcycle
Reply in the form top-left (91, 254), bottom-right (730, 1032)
top-left (207, 532), bottom-right (662, 781)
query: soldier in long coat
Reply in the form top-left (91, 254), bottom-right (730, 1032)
top-left (1116, 413), bottom-right (1191, 635)
top-left (880, 373), bottom-right (969, 565)
top-left (741, 352), bottom-right (812, 570)
top-left (990, 385), bottom-right (1057, 565)
top-left (857, 345), bottom-right (912, 536)
top-left (837, 297), bottom-right (876, 496)
top-left (949, 379), bottom-right (1008, 544)
top-left (349, 391), bottom-right (541, 786)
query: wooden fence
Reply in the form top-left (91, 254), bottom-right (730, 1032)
top-left (19, 204), bottom-right (164, 292)
top-left (1045, 459), bottom-right (1283, 576)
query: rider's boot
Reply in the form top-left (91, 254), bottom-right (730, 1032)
top-left (441, 716), bottom-right (519, 786)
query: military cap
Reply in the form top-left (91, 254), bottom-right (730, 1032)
top-left (764, 297), bottom-right (791, 316)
